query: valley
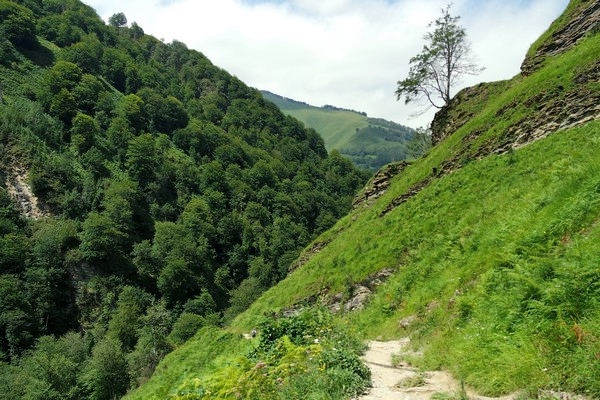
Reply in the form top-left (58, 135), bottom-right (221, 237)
top-left (1, 0), bottom-right (599, 399)
top-left (262, 91), bottom-right (417, 171)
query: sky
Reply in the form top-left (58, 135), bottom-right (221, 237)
top-left (83, 0), bottom-right (568, 128)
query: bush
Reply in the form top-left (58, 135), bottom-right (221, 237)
top-left (82, 337), bottom-right (129, 400)
top-left (168, 313), bottom-right (205, 347)
top-left (0, 0), bottom-right (37, 47)
top-left (170, 308), bottom-right (369, 400)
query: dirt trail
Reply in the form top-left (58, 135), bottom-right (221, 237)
top-left (358, 339), bottom-right (516, 400)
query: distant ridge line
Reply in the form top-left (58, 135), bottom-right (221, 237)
top-left (261, 90), bottom-right (367, 116)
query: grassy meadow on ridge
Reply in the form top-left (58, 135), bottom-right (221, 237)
top-left (262, 91), bottom-right (415, 171)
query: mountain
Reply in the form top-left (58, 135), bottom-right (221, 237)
top-left (126, 0), bottom-right (600, 398)
top-left (0, 1), bottom-right (369, 398)
top-left (262, 90), bottom-right (415, 171)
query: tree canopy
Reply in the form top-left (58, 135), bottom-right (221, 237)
top-left (395, 4), bottom-right (483, 113)
top-left (108, 12), bottom-right (127, 28)
top-left (0, 0), bottom-right (370, 397)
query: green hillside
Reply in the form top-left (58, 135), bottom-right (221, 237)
top-left (0, 1), bottom-right (369, 398)
top-left (262, 91), bottom-right (415, 171)
top-left (129, 1), bottom-right (600, 399)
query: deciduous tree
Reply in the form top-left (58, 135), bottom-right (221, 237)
top-left (0, 0), bottom-right (37, 47)
top-left (82, 337), bottom-right (129, 400)
top-left (395, 4), bottom-right (483, 113)
top-left (406, 126), bottom-right (433, 159)
top-left (108, 12), bottom-right (127, 28)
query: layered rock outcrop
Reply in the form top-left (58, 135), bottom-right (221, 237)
top-left (521, 0), bottom-right (600, 76)
top-left (430, 81), bottom-right (507, 146)
top-left (352, 161), bottom-right (409, 209)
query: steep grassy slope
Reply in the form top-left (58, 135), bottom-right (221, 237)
top-left (130, 1), bottom-right (600, 398)
top-left (262, 91), bottom-right (414, 171)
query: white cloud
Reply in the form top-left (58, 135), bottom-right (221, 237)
top-left (83, 0), bottom-right (568, 128)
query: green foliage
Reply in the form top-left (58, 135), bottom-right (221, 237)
top-left (225, 277), bottom-right (266, 321)
top-left (101, 48), bottom-right (129, 92)
top-left (0, 189), bottom-right (25, 233)
top-left (138, 88), bottom-right (189, 133)
top-left (117, 94), bottom-right (145, 131)
top-left (82, 336), bottom-right (129, 400)
top-left (79, 211), bottom-right (127, 263)
top-left (0, 332), bottom-right (88, 400)
top-left (126, 133), bottom-right (157, 186)
top-left (183, 290), bottom-right (217, 317)
top-left (129, 22), bottom-right (144, 40)
top-left (167, 313), bottom-right (206, 347)
top-left (19, 333), bottom-right (89, 400)
top-left (166, 308), bottom-right (369, 400)
top-left (0, 232), bottom-right (29, 272)
top-left (45, 61), bottom-right (83, 94)
top-left (108, 12), bottom-right (127, 28)
top-left (158, 257), bottom-right (201, 307)
top-left (263, 91), bottom-right (413, 171)
top-left (127, 300), bottom-right (174, 388)
top-left (0, 274), bottom-right (35, 359)
top-left (108, 286), bottom-right (153, 350)
top-left (49, 88), bottom-right (77, 123)
top-left (0, 0), bottom-right (367, 396)
top-left (0, 0), bottom-right (37, 47)
top-left (396, 4), bottom-right (482, 110)
top-left (37, 14), bottom-right (82, 47)
top-left (70, 113), bottom-right (99, 152)
top-left (0, 26), bottom-right (17, 65)
top-left (62, 35), bottom-right (103, 74)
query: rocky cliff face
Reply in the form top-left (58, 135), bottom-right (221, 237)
top-left (370, 0), bottom-right (600, 219)
top-left (4, 159), bottom-right (50, 220)
top-left (498, 61), bottom-right (600, 152)
top-left (431, 0), bottom-right (600, 148)
top-left (352, 161), bottom-right (409, 209)
top-left (521, 0), bottom-right (600, 76)
top-left (429, 81), bottom-right (508, 146)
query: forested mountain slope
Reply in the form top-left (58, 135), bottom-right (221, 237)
top-left (128, 0), bottom-right (600, 399)
top-left (0, 0), bottom-right (369, 398)
top-left (262, 90), bottom-right (415, 171)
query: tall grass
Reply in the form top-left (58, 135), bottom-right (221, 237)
top-left (131, 11), bottom-right (600, 399)
top-left (234, 124), bottom-right (600, 394)
top-left (130, 309), bottom-right (369, 400)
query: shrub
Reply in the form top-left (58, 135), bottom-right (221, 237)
top-left (170, 308), bottom-right (370, 400)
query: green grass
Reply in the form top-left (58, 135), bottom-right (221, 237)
top-left (262, 91), bottom-right (413, 170)
top-left (525, 0), bottom-right (583, 62)
top-left (395, 373), bottom-right (426, 388)
top-left (124, 327), bottom-right (252, 400)
top-left (127, 309), bottom-right (369, 400)
top-left (262, 91), bottom-right (370, 150)
top-left (133, 6), bottom-right (600, 398)
top-left (286, 107), bottom-right (367, 150)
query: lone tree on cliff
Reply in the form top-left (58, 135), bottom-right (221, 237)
top-left (395, 4), bottom-right (483, 113)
